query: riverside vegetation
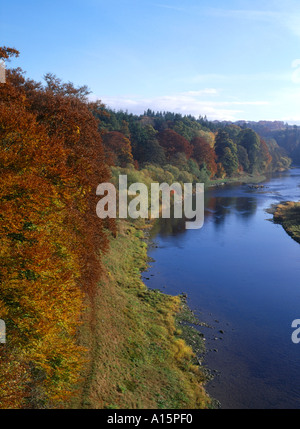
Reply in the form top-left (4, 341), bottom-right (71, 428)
top-left (0, 47), bottom-right (296, 408)
top-left (72, 219), bottom-right (213, 409)
top-left (273, 201), bottom-right (300, 244)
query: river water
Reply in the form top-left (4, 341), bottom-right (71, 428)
top-left (143, 167), bottom-right (300, 409)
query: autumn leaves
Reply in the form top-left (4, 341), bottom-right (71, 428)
top-left (0, 49), bottom-right (114, 407)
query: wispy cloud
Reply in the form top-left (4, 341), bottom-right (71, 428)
top-left (182, 89), bottom-right (219, 96)
top-left (94, 90), bottom-right (269, 122)
top-left (180, 71), bottom-right (292, 86)
top-left (204, 5), bottom-right (300, 38)
top-left (204, 7), bottom-right (280, 22)
top-left (154, 3), bottom-right (185, 12)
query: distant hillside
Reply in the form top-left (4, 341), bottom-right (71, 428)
top-left (224, 120), bottom-right (300, 164)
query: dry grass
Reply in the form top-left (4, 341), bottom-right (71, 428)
top-left (274, 201), bottom-right (300, 244)
top-left (70, 220), bottom-right (212, 409)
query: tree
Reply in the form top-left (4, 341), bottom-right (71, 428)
top-left (216, 162), bottom-right (226, 179)
top-left (258, 138), bottom-right (272, 172)
top-left (157, 129), bottom-right (193, 161)
top-left (195, 129), bottom-right (215, 148)
top-left (0, 46), bottom-right (19, 60)
top-left (223, 124), bottom-right (241, 143)
top-left (0, 53), bottom-right (114, 407)
top-left (102, 131), bottom-right (134, 167)
top-left (221, 147), bottom-right (239, 176)
top-left (237, 144), bottom-right (250, 172)
top-left (130, 123), bottom-right (166, 165)
top-left (215, 130), bottom-right (239, 176)
top-left (191, 136), bottom-right (217, 177)
top-left (238, 128), bottom-right (261, 173)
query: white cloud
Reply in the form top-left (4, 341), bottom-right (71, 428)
top-left (95, 91), bottom-right (269, 122)
top-left (282, 116), bottom-right (300, 125)
top-left (183, 89), bottom-right (219, 96)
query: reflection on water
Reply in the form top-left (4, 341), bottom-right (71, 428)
top-left (150, 193), bottom-right (258, 237)
top-left (145, 168), bottom-right (300, 409)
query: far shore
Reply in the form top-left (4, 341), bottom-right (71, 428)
top-left (273, 201), bottom-right (300, 244)
top-left (208, 172), bottom-right (267, 188)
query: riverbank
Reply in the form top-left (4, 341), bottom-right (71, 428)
top-left (273, 201), bottom-right (300, 244)
top-left (208, 172), bottom-right (267, 187)
top-left (72, 219), bottom-right (213, 409)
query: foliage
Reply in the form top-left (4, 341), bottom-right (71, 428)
top-left (92, 107), bottom-right (291, 180)
top-left (157, 129), bottom-right (193, 161)
top-left (130, 124), bottom-right (166, 166)
top-left (238, 128), bottom-right (261, 173)
top-left (0, 48), bottom-right (114, 408)
top-left (102, 131), bottom-right (134, 167)
top-left (215, 130), bottom-right (239, 176)
top-left (191, 136), bottom-right (217, 177)
top-left (274, 202), bottom-right (300, 244)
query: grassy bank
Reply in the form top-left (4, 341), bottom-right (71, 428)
top-left (208, 172), bottom-right (267, 187)
top-left (273, 201), bottom-right (300, 244)
top-left (72, 219), bottom-right (212, 409)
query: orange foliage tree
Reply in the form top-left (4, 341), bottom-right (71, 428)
top-left (0, 49), bottom-right (114, 408)
top-left (191, 136), bottom-right (218, 177)
top-left (102, 131), bottom-right (134, 167)
top-left (157, 129), bottom-right (193, 161)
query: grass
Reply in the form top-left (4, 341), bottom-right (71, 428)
top-left (208, 172), bottom-right (266, 187)
top-left (273, 201), bottom-right (300, 244)
top-left (70, 219), bottom-right (212, 409)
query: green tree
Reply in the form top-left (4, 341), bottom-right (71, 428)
top-left (215, 130), bottom-right (239, 176)
top-left (238, 128), bottom-right (261, 172)
top-left (130, 124), bottom-right (166, 165)
top-left (221, 147), bottom-right (239, 176)
top-left (237, 145), bottom-right (250, 172)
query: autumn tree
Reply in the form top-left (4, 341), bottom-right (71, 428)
top-left (195, 129), bottom-right (215, 148)
top-left (0, 71), bottom-right (84, 407)
top-left (258, 138), bottom-right (272, 172)
top-left (0, 49), bottom-right (114, 407)
top-left (0, 46), bottom-right (19, 61)
top-left (102, 131), bottom-right (134, 167)
top-left (191, 136), bottom-right (217, 177)
top-left (157, 129), bottom-right (193, 161)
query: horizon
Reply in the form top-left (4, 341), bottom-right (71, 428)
top-left (2, 0), bottom-right (300, 125)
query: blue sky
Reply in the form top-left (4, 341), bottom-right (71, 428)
top-left (2, 0), bottom-right (300, 123)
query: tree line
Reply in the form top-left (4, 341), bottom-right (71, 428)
top-left (96, 108), bottom-right (291, 184)
top-left (0, 47), bottom-right (115, 407)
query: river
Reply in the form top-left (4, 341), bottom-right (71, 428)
top-left (143, 167), bottom-right (300, 409)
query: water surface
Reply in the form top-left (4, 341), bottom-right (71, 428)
top-left (143, 168), bottom-right (300, 409)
